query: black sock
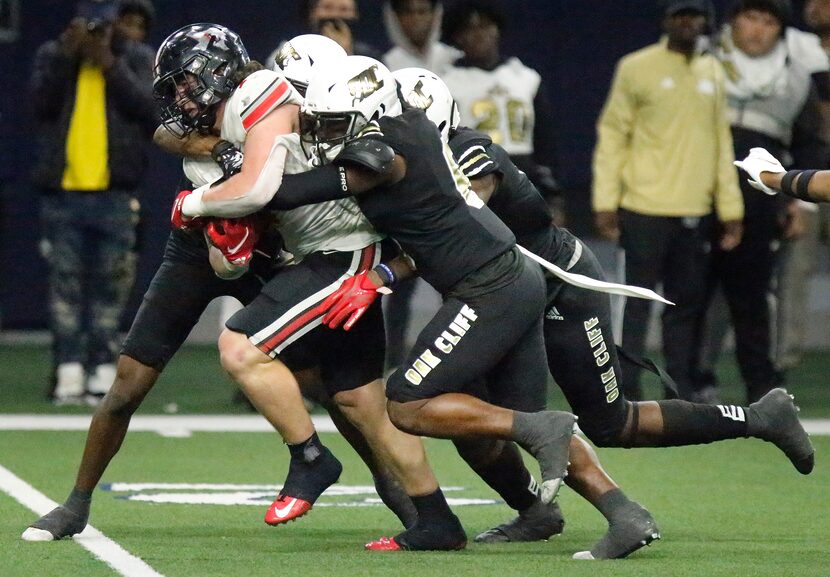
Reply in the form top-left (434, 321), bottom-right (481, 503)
top-left (461, 442), bottom-right (538, 512)
top-left (594, 488), bottom-right (633, 524)
top-left (287, 431), bottom-right (324, 463)
top-left (656, 400), bottom-right (748, 446)
top-left (411, 488), bottom-right (455, 524)
top-left (64, 488), bottom-right (92, 515)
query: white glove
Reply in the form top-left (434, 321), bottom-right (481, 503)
top-left (733, 147), bottom-right (786, 196)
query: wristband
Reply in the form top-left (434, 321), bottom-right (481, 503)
top-left (781, 170), bottom-right (819, 201)
top-left (373, 263), bottom-right (396, 287)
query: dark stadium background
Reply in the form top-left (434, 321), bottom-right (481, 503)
top-left (0, 0), bottom-right (808, 330)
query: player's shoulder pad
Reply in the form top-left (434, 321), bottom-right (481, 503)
top-left (334, 138), bottom-right (396, 174)
top-left (449, 127), bottom-right (493, 157)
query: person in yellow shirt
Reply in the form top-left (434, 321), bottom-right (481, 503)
top-left (592, 0), bottom-right (744, 401)
top-left (31, 0), bottom-right (157, 404)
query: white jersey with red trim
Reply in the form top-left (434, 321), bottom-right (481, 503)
top-left (221, 69), bottom-right (382, 261)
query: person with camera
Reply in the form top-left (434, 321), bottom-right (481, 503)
top-left (30, 0), bottom-right (157, 404)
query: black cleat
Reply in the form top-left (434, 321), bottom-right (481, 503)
top-left (22, 506), bottom-right (88, 541)
top-left (280, 446), bottom-right (343, 503)
top-left (366, 513), bottom-right (467, 551)
top-left (748, 388), bottom-right (815, 474)
top-left (474, 499), bottom-right (565, 543)
top-left (573, 503), bottom-right (660, 560)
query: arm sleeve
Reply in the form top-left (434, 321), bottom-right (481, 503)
top-left (104, 43), bottom-right (158, 135)
top-left (30, 41), bottom-right (77, 121)
top-left (266, 165), bottom-right (352, 210)
top-left (591, 60), bottom-right (635, 212)
top-left (712, 64), bottom-right (744, 222)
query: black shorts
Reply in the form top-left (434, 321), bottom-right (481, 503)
top-left (121, 231), bottom-right (264, 371)
top-left (385, 251), bottom-right (548, 412)
top-left (226, 242), bottom-right (386, 395)
top-left (541, 235), bottom-right (628, 442)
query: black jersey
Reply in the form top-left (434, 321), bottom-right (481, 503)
top-left (355, 109), bottom-right (515, 294)
top-left (449, 127), bottom-right (566, 264)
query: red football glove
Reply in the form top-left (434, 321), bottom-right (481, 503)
top-left (171, 189), bottom-right (204, 231)
top-left (205, 216), bottom-right (260, 267)
top-left (319, 270), bottom-right (383, 331)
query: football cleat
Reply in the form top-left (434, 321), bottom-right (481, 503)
top-left (364, 536), bottom-right (402, 551)
top-left (514, 411), bottom-right (577, 504)
top-left (265, 446), bottom-right (343, 526)
top-left (264, 495), bottom-right (313, 526)
top-left (366, 514), bottom-right (467, 551)
top-left (748, 388), bottom-right (814, 474)
top-left (474, 500), bottom-right (565, 543)
top-left (573, 503), bottom-right (660, 560)
top-left (22, 505), bottom-right (88, 541)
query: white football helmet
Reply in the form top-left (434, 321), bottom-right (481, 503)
top-left (301, 55), bottom-right (402, 164)
top-left (273, 34), bottom-right (347, 97)
top-left (393, 67), bottom-right (459, 142)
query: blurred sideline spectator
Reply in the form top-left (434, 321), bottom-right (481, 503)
top-left (382, 0), bottom-right (461, 74)
top-left (268, 0), bottom-right (380, 72)
top-left (441, 0), bottom-right (561, 207)
top-left (591, 0), bottom-right (744, 401)
top-left (694, 0), bottom-right (830, 403)
top-left (31, 0), bottom-right (157, 404)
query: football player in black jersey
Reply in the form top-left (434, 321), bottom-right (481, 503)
top-left (383, 68), bottom-right (815, 558)
top-left (237, 55), bottom-right (579, 552)
top-left (22, 29), bottom-right (417, 544)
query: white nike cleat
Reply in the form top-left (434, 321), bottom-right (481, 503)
top-left (21, 527), bottom-right (56, 542)
top-left (572, 551), bottom-right (595, 560)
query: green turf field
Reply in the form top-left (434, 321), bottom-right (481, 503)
top-left (1, 345), bottom-right (828, 576)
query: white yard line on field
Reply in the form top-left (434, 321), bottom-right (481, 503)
top-left (0, 414), bottom-right (338, 437)
top-left (1, 414), bottom-right (830, 435)
top-left (0, 464), bottom-right (165, 577)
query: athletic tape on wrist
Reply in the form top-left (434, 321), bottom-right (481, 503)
top-left (782, 170), bottom-right (819, 201)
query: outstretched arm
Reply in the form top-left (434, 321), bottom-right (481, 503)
top-left (735, 147), bottom-right (830, 202)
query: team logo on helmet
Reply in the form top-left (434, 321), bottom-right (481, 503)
top-left (348, 65), bottom-right (384, 105)
top-left (405, 80), bottom-right (434, 111)
top-left (194, 27), bottom-right (230, 51)
top-left (276, 42), bottom-right (302, 69)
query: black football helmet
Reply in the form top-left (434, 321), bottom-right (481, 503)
top-left (153, 23), bottom-right (249, 136)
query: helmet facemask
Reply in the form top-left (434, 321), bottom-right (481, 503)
top-left (301, 57), bottom-right (401, 165)
top-left (299, 109), bottom-right (365, 166)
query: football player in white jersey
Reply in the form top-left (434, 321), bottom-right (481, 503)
top-left (156, 25), bottom-right (463, 546)
top-left (22, 26), bottom-right (422, 543)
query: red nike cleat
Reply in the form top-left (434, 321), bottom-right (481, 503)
top-left (264, 495), bottom-right (313, 526)
top-left (365, 536), bottom-right (402, 551)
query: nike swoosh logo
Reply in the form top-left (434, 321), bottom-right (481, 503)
top-left (228, 229), bottom-right (250, 255)
top-left (271, 498), bottom-right (297, 519)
